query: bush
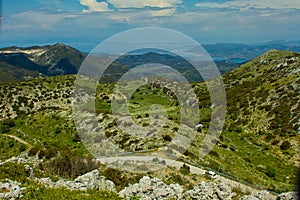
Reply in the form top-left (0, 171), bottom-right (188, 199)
top-left (28, 147), bottom-right (41, 157)
top-left (180, 164), bottom-right (190, 175)
top-left (162, 135), bottom-right (172, 142)
top-left (2, 125), bottom-right (11, 133)
top-left (280, 141), bottom-right (291, 150)
top-left (2, 118), bottom-right (15, 127)
top-left (102, 168), bottom-right (129, 190)
top-left (19, 144), bottom-right (26, 152)
top-left (0, 163), bottom-right (28, 183)
top-left (44, 147), bottom-right (58, 159)
top-left (265, 166), bottom-right (277, 178)
top-left (40, 151), bottom-right (100, 179)
top-left (209, 150), bottom-right (220, 157)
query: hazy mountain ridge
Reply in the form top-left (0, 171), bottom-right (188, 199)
top-left (1, 40), bottom-right (299, 83)
top-left (0, 43), bottom-right (86, 81)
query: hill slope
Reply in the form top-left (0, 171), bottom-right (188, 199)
top-left (0, 50), bottom-right (299, 194)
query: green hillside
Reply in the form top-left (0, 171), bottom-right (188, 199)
top-left (0, 50), bottom-right (299, 197)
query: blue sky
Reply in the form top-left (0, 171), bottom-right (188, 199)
top-left (1, 0), bottom-right (300, 51)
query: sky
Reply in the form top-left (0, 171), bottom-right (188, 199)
top-left (0, 0), bottom-right (300, 52)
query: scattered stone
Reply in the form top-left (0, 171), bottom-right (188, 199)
top-left (34, 169), bottom-right (116, 192)
top-left (276, 191), bottom-right (298, 200)
top-left (183, 181), bottom-right (234, 200)
top-left (0, 179), bottom-right (24, 200)
top-left (239, 195), bottom-right (260, 200)
top-left (119, 176), bottom-right (183, 199)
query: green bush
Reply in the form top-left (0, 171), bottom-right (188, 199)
top-left (40, 151), bottom-right (100, 179)
top-left (180, 164), bottom-right (190, 175)
top-left (0, 162), bottom-right (29, 183)
top-left (2, 125), bottom-right (11, 133)
top-left (280, 141), bottom-right (291, 150)
top-left (2, 118), bottom-right (15, 127)
top-left (28, 147), bottom-right (41, 157)
top-left (265, 166), bottom-right (277, 178)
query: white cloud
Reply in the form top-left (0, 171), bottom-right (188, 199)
top-left (108, 0), bottom-right (182, 9)
top-left (79, 0), bottom-right (112, 12)
top-left (195, 0), bottom-right (300, 10)
top-left (150, 8), bottom-right (176, 17)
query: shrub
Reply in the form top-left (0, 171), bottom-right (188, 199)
top-left (265, 166), bottom-right (277, 178)
top-left (19, 144), bottom-right (26, 152)
top-left (209, 150), bottom-right (220, 157)
top-left (8, 141), bottom-right (14, 148)
top-left (142, 122), bottom-right (149, 127)
top-left (180, 164), bottom-right (190, 175)
top-left (2, 118), bottom-right (15, 127)
top-left (162, 135), bottom-right (172, 142)
top-left (271, 139), bottom-right (280, 145)
top-left (28, 147), bottom-right (41, 157)
top-left (102, 167), bottom-right (129, 190)
top-left (0, 163), bottom-right (28, 183)
top-left (280, 141), bottom-right (291, 150)
top-left (40, 151), bottom-right (100, 179)
top-left (44, 147), bottom-right (58, 159)
top-left (2, 125), bottom-right (11, 133)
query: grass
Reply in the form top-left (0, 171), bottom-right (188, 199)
top-left (188, 130), bottom-right (298, 193)
top-left (23, 185), bottom-right (121, 200)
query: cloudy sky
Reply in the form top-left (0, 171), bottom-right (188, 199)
top-left (1, 0), bottom-right (300, 51)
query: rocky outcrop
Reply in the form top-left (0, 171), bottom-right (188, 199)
top-left (0, 179), bottom-right (24, 200)
top-left (239, 195), bottom-right (260, 200)
top-left (182, 181), bottom-right (235, 200)
top-left (35, 169), bottom-right (116, 192)
top-left (119, 176), bottom-right (300, 200)
top-left (119, 176), bottom-right (183, 199)
top-left (276, 192), bottom-right (298, 200)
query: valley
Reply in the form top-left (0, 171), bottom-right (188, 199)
top-left (0, 46), bottom-right (299, 199)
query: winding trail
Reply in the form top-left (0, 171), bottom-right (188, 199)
top-left (0, 134), bottom-right (33, 148)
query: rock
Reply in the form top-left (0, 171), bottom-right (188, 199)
top-left (119, 176), bottom-right (183, 199)
top-left (182, 181), bottom-right (234, 200)
top-left (74, 169), bottom-right (116, 192)
top-left (4, 157), bottom-right (28, 164)
top-left (0, 179), bottom-right (24, 200)
top-left (239, 195), bottom-right (260, 200)
top-left (254, 190), bottom-right (275, 200)
top-left (34, 169), bottom-right (116, 192)
top-left (24, 164), bottom-right (34, 178)
top-left (276, 192), bottom-right (298, 200)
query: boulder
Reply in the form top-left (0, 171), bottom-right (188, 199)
top-left (182, 181), bottom-right (234, 200)
top-left (239, 195), bottom-right (260, 200)
top-left (119, 176), bottom-right (183, 199)
top-left (34, 169), bottom-right (116, 192)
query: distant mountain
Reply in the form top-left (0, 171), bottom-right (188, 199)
top-left (203, 40), bottom-right (300, 60)
top-left (1, 40), bottom-right (299, 83)
top-left (0, 43), bottom-right (86, 82)
top-left (100, 52), bottom-right (240, 83)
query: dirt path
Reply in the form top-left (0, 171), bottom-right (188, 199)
top-left (1, 134), bottom-right (33, 148)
